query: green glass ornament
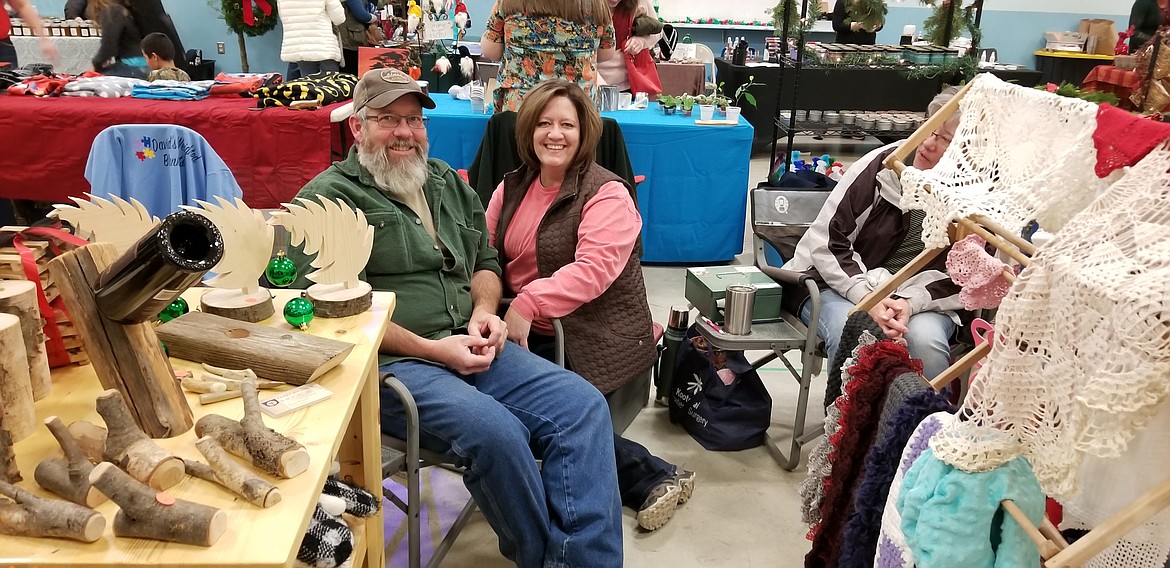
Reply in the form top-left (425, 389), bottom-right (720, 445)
top-left (157, 297), bottom-right (189, 323)
top-left (266, 250), bottom-right (298, 287)
top-left (284, 296), bottom-right (315, 330)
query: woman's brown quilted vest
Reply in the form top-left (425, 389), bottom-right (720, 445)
top-left (495, 163), bottom-right (657, 394)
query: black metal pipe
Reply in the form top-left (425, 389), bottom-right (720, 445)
top-left (95, 210), bottom-right (223, 324)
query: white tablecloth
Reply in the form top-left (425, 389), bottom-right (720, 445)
top-left (12, 35), bottom-right (100, 74)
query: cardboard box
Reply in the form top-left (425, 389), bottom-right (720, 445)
top-left (684, 266), bottom-right (783, 325)
top-left (1043, 31), bottom-right (1088, 52)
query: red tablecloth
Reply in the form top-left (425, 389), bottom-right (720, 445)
top-left (0, 95), bottom-right (345, 209)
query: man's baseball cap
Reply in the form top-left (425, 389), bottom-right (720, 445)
top-left (352, 67), bottom-right (436, 114)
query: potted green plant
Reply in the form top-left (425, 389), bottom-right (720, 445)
top-left (711, 82), bottom-right (728, 116)
top-left (680, 94), bottom-right (695, 117)
top-left (658, 94), bottom-right (678, 115)
top-left (727, 75), bottom-right (765, 122)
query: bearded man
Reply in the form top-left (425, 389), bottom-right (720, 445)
top-left (287, 68), bottom-right (623, 568)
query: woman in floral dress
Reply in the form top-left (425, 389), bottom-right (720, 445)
top-left (481, 0), bottom-right (618, 112)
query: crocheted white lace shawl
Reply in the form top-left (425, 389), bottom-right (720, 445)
top-left (899, 73), bottom-right (1107, 249)
top-left (931, 141), bottom-right (1170, 502)
top-left (1061, 400), bottom-right (1170, 568)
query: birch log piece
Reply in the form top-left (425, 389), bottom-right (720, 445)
top-left (0, 395), bottom-right (19, 483)
top-left (0, 480), bottom-right (105, 542)
top-left (96, 390), bottom-right (185, 491)
top-left (186, 436), bottom-right (281, 507)
top-left (199, 288), bottom-right (276, 323)
top-left (47, 243), bottom-right (194, 437)
top-left (0, 312), bottom-right (34, 442)
top-left (89, 462), bottom-right (226, 547)
top-left (34, 416), bottom-right (106, 508)
top-left (155, 311), bottom-right (354, 385)
top-left (0, 280), bottom-right (51, 400)
top-left (307, 282), bottom-right (374, 318)
top-left (194, 375), bottom-right (309, 479)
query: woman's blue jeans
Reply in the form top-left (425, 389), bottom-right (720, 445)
top-left (528, 335), bottom-right (675, 510)
top-left (380, 342), bottom-right (623, 568)
top-left (800, 289), bottom-right (956, 380)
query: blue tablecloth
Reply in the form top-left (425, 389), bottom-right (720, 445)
top-left (426, 95), bottom-right (754, 263)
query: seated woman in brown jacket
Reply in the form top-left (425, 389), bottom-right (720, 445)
top-left (485, 79), bottom-right (696, 531)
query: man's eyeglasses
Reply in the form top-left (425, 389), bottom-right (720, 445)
top-left (365, 113), bottom-right (429, 130)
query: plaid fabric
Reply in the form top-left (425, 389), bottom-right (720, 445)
top-left (296, 502), bottom-right (354, 568)
top-left (322, 475), bottom-right (379, 517)
top-left (1082, 64), bottom-right (1142, 91)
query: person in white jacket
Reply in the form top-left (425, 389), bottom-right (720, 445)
top-left (277, 0), bottom-right (346, 77)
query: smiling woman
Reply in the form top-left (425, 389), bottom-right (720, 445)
top-left (483, 79), bottom-right (699, 533)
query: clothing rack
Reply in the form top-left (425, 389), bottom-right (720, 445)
top-left (855, 77), bottom-right (1170, 565)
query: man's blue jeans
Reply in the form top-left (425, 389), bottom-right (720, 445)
top-left (380, 343), bottom-right (623, 568)
top-left (800, 289), bottom-right (956, 380)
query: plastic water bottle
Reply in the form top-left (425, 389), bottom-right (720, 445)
top-left (656, 305), bottom-right (690, 405)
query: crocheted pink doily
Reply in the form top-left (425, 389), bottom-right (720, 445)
top-left (945, 235), bottom-right (1012, 310)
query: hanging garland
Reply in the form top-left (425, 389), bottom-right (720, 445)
top-left (214, 0), bottom-right (279, 37)
top-left (770, 0), bottom-right (821, 37)
top-left (667, 19), bottom-right (772, 27)
top-left (920, 0), bottom-right (980, 47)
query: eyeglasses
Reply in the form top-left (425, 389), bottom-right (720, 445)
top-left (928, 130), bottom-right (954, 146)
top-left (365, 113), bottom-right (429, 130)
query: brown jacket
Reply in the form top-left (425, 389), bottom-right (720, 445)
top-left (495, 163), bottom-right (657, 394)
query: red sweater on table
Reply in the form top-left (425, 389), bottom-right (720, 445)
top-left (485, 176), bottom-right (641, 335)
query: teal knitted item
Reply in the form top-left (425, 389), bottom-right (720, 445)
top-left (897, 448), bottom-right (1045, 568)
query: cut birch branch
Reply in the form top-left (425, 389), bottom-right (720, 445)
top-left (96, 390), bottom-right (185, 491)
top-left (200, 371), bottom-right (283, 391)
top-left (180, 377), bottom-right (226, 394)
top-left (199, 391), bottom-right (242, 405)
top-left (34, 416), bottom-right (105, 508)
top-left (187, 436), bottom-right (281, 508)
top-left (0, 280), bottom-right (52, 400)
top-left (0, 312), bottom-right (35, 441)
top-left (0, 399), bottom-right (19, 483)
top-left (67, 420), bottom-right (108, 465)
top-left (0, 479), bottom-right (105, 542)
top-left (194, 375), bottom-right (309, 479)
top-left (89, 461), bottom-right (226, 547)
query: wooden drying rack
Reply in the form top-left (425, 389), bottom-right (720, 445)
top-left (852, 78), bottom-right (1170, 566)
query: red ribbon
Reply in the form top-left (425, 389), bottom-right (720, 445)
top-left (243, 0), bottom-right (274, 27)
top-left (7, 224), bottom-right (90, 367)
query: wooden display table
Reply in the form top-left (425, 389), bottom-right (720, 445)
top-left (5, 288), bottom-right (394, 568)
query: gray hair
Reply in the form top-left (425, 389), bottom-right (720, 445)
top-left (927, 85), bottom-right (963, 118)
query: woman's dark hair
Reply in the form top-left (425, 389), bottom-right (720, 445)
top-left (515, 79), bottom-right (603, 174)
top-left (140, 32), bottom-right (175, 61)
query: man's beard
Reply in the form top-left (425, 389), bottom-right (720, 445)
top-left (356, 132), bottom-right (430, 200)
